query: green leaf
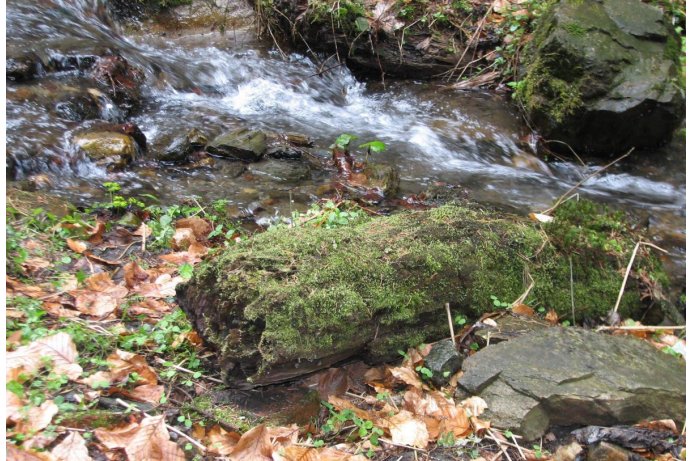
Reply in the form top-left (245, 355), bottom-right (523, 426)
top-left (179, 263), bottom-right (194, 280)
top-left (355, 16), bottom-right (370, 32)
top-left (332, 133), bottom-right (357, 149)
top-left (358, 140), bottom-right (387, 153)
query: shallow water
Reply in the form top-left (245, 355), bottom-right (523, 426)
top-left (6, 0), bottom-right (686, 281)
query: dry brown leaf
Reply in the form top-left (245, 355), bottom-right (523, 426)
top-left (15, 400), bottom-right (59, 434)
top-left (22, 258), bottom-right (51, 274)
top-left (71, 291), bottom-right (119, 317)
top-left (51, 432), bottom-right (92, 461)
top-left (389, 367), bottom-right (423, 389)
top-left (6, 332), bottom-right (82, 381)
top-left (545, 308), bottom-right (559, 325)
top-left (385, 410), bottom-right (429, 448)
top-left (132, 223), bottom-right (152, 238)
top-left (95, 415), bottom-right (184, 461)
top-left (206, 425), bottom-right (241, 455)
top-left (327, 396), bottom-right (375, 422)
top-left (7, 277), bottom-right (52, 299)
top-left (512, 304), bottom-right (535, 317)
top-left (106, 350), bottom-right (158, 385)
top-left (7, 391), bottom-right (26, 423)
top-left (127, 384), bottom-right (165, 404)
top-left (266, 425), bottom-right (300, 448)
top-left (7, 443), bottom-right (56, 460)
top-left (42, 301), bottom-right (80, 318)
top-left (172, 227), bottom-right (195, 250)
top-left (81, 371), bottom-right (114, 388)
top-left (316, 368), bottom-right (350, 398)
top-left (171, 331), bottom-right (203, 349)
top-left (124, 261), bottom-right (151, 289)
top-left (279, 446), bottom-right (368, 461)
top-left (175, 217), bottom-right (212, 239)
top-left (635, 419), bottom-right (678, 434)
top-left (470, 416), bottom-right (491, 433)
top-left (228, 423), bottom-right (272, 461)
top-left (460, 396), bottom-right (488, 417)
top-left (67, 239), bottom-right (88, 254)
top-left (84, 252), bottom-right (121, 266)
top-left (87, 220), bottom-right (107, 244)
top-left (133, 274), bottom-right (183, 299)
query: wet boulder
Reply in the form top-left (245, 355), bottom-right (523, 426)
top-left (158, 128), bottom-right (208, 163)
top-left (90, 55), bottom-right (145, 115)
top-left (249, 159), bottom-right (311, 183)
top-left (517, 0), bottom-right (684, 155)
top-left (176, 202), bottom-right (667, 388)
top-left (361, 163), bottom-right (400, 198)
top-left (73, 131), bottom-right (139, 171)
top-left (7, 52), bottom-right (45, 82)
top-left (207, 128), bottom-right (267, 162)
top-left (457, 327), bottom-right (686, 440)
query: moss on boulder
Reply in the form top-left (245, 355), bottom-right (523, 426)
top-left (177, 201), bottom-right (665, 387)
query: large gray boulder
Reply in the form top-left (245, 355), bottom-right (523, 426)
top-left (458, 327), bottom-right (686, 440)
top-left (517, 0), bottom-right (684, 155)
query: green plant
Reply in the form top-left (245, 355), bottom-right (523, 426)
top-left (358, 140), bottom-right (386, 164)
top-left (490, 294), bottom-right (510, 309)
top-left (415, 365), bottom-right (433, 380)
top-left (332, 133), bottom-right (358, 149)
top-left (321, 402), bottom-right (384, 457)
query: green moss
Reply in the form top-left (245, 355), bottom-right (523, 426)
top-left (517, 56), bottom-right (583, 124)
top-left (563, 22), bottom-right (587, 36)
top-left (188, 395), bottom-right (261, 432)
top-left (182, 202), bottom-right (662, 384)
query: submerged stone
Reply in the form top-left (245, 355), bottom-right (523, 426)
top-left (458, 327), bottom-right (686, 440)
top-left (207, 128), bottom-right (267, 162)
top-left (159, 128), bottom-right (208, 163)
top-left (73, 131), bottom-right (138, 171)
top-left (518, 0), bottom-right (684, 155)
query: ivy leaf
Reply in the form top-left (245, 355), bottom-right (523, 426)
top-left (179, 263), bottom-right (194, 280)
top-left (358, 140), bottom-right (387, 153)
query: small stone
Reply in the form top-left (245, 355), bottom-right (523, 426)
top-left (285, 133), bottom-right (314, 147)
top-left (159, 128), bottom-right (208, 163)
top-left (266, 146), bottom-right (304, 160)
top-left (554, 441), bottom-right (583, 461)
top-left (588, 442), bottom-right (641, 461)
top-left (362, 163), bottom-right (400, 198)
top-left (7, 52), bottom-right (44, 82)
top-left (207, 128), bottom-right (267, 162)
top-left (423, 339), bottom-right (463, 387)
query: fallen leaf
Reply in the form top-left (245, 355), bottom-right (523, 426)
top-left (15, 400), bottom-right (59, 434)
top-left (7, 391), bottom-right (25, 423)
top-left (389, 367), bottom-right (423, 389)
top-left (511, 304), bottom-right (535, 317)
top-left (171, 331), bottom-right (203, 349)
top-left (7, 332), bottom-right (82, 381)
top-left (133, 223), bottom-right (152, 238)
top-left (71, 290), bottom-right (119, 317)
top-left (7, 443), bottom-right (56, 460)
top-left (51, 432), bottom-right (92, 461)
top-left (84, 252), bottom-right (121, 266)
top-left (172, 227), bottom-right (196, 250)
top-left (316, 368), bottom-right (350, 398)
top-left (106, 350), bottom-right (158, 386)
top-left (206, 425), bottom-right (241, 455)
top-left (385, 410), bottom-right (429, 448)
top-left (266, 425), bottom-right (300, 448)
top-left (635, 419), bottom-right (678, 434)
top-left (133, 274), bottom-right (183, 299)
top-left (67, 239), bottom-right (88, 254)
top-left (124, 261), bottom-right (151, 289)
top-left (96, 416), bottom-right (185, 461)
top-left (82, 371), bottom-right (114, 388)
top-left (87, 220), bottom-right (107, 244)
top-left (460, 396), bottom-right (488, 417)
top-left (279, 446), bottom-right (368, 461)
top-left (228, 424), bottom-right (272, 460)
top-left (545, 309), bottom-right (559, 325)
top-left (175, 217), bottom-right (212, 240)
top-left (127, 384), bottom-right (165, 404)
top-left (528, 212), bottom-right (554, 223)
top-left (327, 396), bottom-right (375, 422)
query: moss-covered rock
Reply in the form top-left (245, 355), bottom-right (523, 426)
top-left (73, 131), bottom-right (138, 171)
top-left (517, 0), bottom-right (684, 156)
top-left (176, 201), bottom-right (666, 387)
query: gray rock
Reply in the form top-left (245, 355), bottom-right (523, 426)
top-left (249, 159), bottom-right (311, 184)
top-left (266, 146), bottom-right (304, 160)
top-left (159, 128), bottom-right (208, 163)
top-left (7, 52), bottom-right (44, 82)
top-left (423, 339), bottom-right (463, 387)
top-left (458, 327), bottom-right (686, 440)
top-left (207, 128), bottom-right (267, 162)
top-left (362, 163), bottom-right (400, 198)
top-left (518, 0), bottom-right (684, 155)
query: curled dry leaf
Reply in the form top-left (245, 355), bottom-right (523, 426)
top-left (71, 291), bottom-right (120, 317)
top-left (106, 350), bottom-right (158, 386)
top-left (175, 217), bottom-right (212, 240)
top-left (7, 443), bottom-right (56, 461)
top-left (278, 446), bottom-right (368, 461)
top-left (460, 396), bottom-right (488, 417)
top-left (383, 410), bottom-right (429, 448)
top-left (51, 432), bottom-right (92, 461)
top-left (66, 239), bottom-right (88, 254)
top-left (127, 384), bottom-right (165, 404)
top-left (511, 303), bottom-right (535, 317)
top-left (6, 332), bottom-right (82, 382)
top-left (172, 227), bottom-right (195, 251)
top-left (545, 308), bottom-right (559, 325)
top-left (389, 367), bottom-right (424, 390)
top-left (227, 423), bottom-right (272, 461)
top-left (95, 415), bottom-right (184, 461)
top-left (205, 425), bottom-right (241, 456)
top-left (132, 274), bottom-right (183, 299)
top-left (124, 261), bottom-right (151, 289)
top-left (14, 400), bottom-right (59, 434)
top-left (327, 396), bottom-right (375, 422)
top-left (87, 220), bottom-right (107, 244)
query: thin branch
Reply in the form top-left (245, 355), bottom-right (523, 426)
top-left (445, 303), bottom-right (456, 347)
top-left (487, 429), bottom-right (513, 461)
top-left (154, 357), bottom-right (224, 384)
top-left (612, 241), bottom-right (641, 315)
top-left (542, 148), bottom-right (634, 215)
top-left (596, 325), bottom-right (686, 332)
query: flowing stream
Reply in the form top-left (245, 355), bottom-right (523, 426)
top-left (6, 0), bottom-right (686, 283)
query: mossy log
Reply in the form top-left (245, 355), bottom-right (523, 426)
top-left (176, 202), bottom-right (667, 387)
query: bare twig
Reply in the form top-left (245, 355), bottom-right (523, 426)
top-left (542, 148), bottom-right (634, 215)
top-left (569, 256), bottom-right (575, 325)
top-left (445, 303), bottom-right (456, 346)
top-left (154, 357), bottom-right (224, 383)
top-left (543, 139), bottom-right (586, 168)
top-left (487, 429), bottom-right (513, 461)
top-left (612, 241), bottom-right (641, 315)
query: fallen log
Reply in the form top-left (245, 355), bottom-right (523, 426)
top-left (176, 201), bottom-right (668, 387)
